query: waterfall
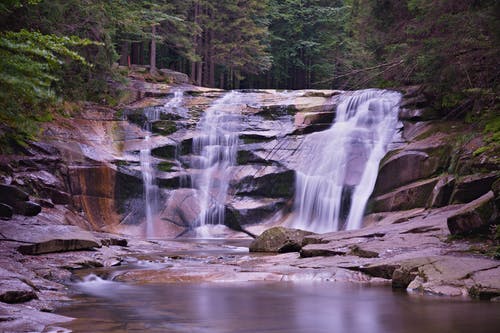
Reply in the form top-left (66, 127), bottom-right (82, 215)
top-left (291, 89), bottom-right (401, 233)
top-left (140, 89), bottom-right (185, 238)
top-left (191, 92), bottom-right (242, 236)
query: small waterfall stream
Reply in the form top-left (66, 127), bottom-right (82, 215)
top-left (291, 89), bottom-right (401, 233)
top-left (191, 92), bottom-right (242, 236)
top-left (140, 89), bottom-right (185, 238)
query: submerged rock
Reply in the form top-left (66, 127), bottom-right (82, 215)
top-left (249, 226), bottom-right (314, 253)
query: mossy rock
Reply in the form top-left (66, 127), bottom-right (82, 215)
top-left (160, 113), bottom-right (182, 121)
top-left (151, 120), bottom-right (177, 136)
top-left (125, 109), bottom-right (147, 126)
top-left (151, 145), bottom-right (177, 159)
top-left (157, 161), bottom-right (175, 172)
top-left (249, 226), bottom-right (314, 253)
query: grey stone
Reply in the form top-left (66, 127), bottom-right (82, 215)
top-left (13, 201), bottom-right (42, 216)
top-left (447, 191), bottom-right (497, 235)
top-left (0, 203), bottom-right (13, 219)
top-left (451, 172), bottom-right (498, 204)
top-left (0, 221), bottom-right (100, 255)
top-left (250, 227), bottom-right (314, 253)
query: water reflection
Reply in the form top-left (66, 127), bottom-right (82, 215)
top-left (58, 281), bottom-right (500, 333)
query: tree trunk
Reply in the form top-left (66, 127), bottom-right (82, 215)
top-left (131, 42), bottom-right (141, 65)
top-left (119, 41), bottom-right (129, 66)
top-left (220, 71), bottom-right (224, 89)
top-left (150, 25), bottom-right (157, 74)
top-left (208, 29), bottom-right (215, 87)
top-left (196, 61), bottom-right (202, 86)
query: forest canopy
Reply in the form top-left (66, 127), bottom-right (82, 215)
top-left (0, 0), bottom-right (498, 140)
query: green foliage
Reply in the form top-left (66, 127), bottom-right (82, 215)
top-left (0, 29), bottom-right (96, 140)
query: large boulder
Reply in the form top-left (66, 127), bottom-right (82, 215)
top-left (0, 184), bottom-right (29, 205)
top-left (0, 203), bottom-right (13, 219)
top-left (249, 226), bottom-right (314, 253)
top-left (426, 175), bottom-right (455, 208)
top-left (450, 172), bottom-right (498, 204)
top-left (12, 201), bottom-right (41, 216)
top-left (158, 68), bottom-right (190, 84)
top-left (374, 145), bottom-right (450, 195)
top-left (0, 184), bottom-right (41, 217)
top-left (447, 191), bottom-right (498, 235)
top-left (370, 177), bottom-right (440, 213)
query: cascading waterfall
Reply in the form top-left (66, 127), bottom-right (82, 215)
top-left (191, 91), bottom-right (242, 236)
top-left (291, 89), bottom-right (401, 233)
top-left (140, 89), bottom-right (185, 237)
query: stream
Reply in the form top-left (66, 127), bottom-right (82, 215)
top-left (54, 240), bottom-right (500, 333)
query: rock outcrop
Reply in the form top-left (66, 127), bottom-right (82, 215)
top-left (249, 227), bottom-right (314, 253)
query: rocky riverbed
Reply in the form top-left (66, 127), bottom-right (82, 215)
top-left (1, 75), bottom-right (498, 332)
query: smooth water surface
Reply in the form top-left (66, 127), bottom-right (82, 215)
top-left (57, 279), bottom-right (499, 333)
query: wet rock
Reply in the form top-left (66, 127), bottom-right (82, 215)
top-left (0, 221), bottom-right (100, 254)
top-left (151, 120), bottom-right (177, 135)
top-left (349, 245), bottom-right (379, 258)
top-left (374, 146), bottom-right (450, 195)
top-left (35, 199), bottom-right (54, 208)
top-left (160, 188), bottom-right (200, 228)
top-left (398, 108), bottom-right (437, 121)
top-left (228, 197), bottom-right (287, 226)
top-left (403, 256), bottom-right (500, 297)
top-left (371, 177), bottom-right (440, 212)
top-left (13, 201), bottom-right (42, 216)
top-left (300, 246), bottom-right (347, 258)
top-left (249, 227), bottom-right (314, 253)
top-left (151, 144), bottom-right (177, 159)
top-left (223, 207), bottom-right (256, 238)
top-left (69, 165), bottom-right (142, 229)
top-left (0, 270), bottom-right (38, 304)
top-left (447, 191), bottom-right (497, 235)
top-left (0, 303), bottom-right (72, 332)
top-left (293, 111), bottom-right (335, 134)
top-left (468, 266), bottom-right (500, 300)
top-left (237, 150), bottom-right (269, 165)
top-left (0, 184), bottom-right (29, 205)
top-left (357, 264), bottom-right (400, 280)
top-left (450, 172), bottom-right (498, 204)
top-left (49, 189), bottom-right (71, 205)
top-left (234, 166), bottom-right (295, 198)
top-left (0, 286), bottom-right (38, 304)
top-left (426, 175), bottom-right (455, 208)
top-left (101, 238), bottom-right (128, 247)
top-left (0, 203), bottom-right (13, 219)
top-left (392, 267), bottom-right (419, 289)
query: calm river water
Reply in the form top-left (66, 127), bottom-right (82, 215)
top-left (55, 240), bottom-right (500, 333)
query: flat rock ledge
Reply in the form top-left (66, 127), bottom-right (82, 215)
top-left (0, 221), bottom-right (100, 255)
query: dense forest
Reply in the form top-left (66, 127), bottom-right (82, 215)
top-left (0, 0), bottom-right (498, 143)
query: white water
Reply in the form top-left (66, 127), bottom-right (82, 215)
top-left (291, 89), bottom-right (401, 233)
top-left (140, 90), bottom-right (185, 237)
top-left (191, 92), bottom-right (243, 237)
